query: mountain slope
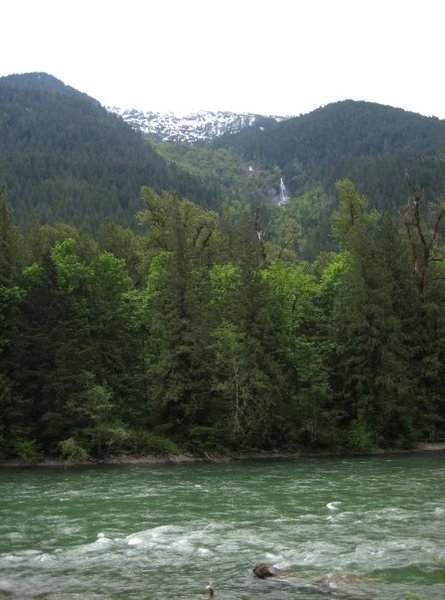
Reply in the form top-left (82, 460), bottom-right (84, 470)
top-left (2, 74), bottom-right (445, 252)
top-left (214, 100), bottom-right (445, 213)
top-left (0, 73), bottom-right (221, 230)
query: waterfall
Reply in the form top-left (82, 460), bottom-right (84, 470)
top-left (278, 177), bottom-right (289, 206)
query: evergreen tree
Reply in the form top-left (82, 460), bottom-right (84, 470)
top-left (0, 188), bottom-right (26, 285)
top-left (139, 189), bottom-right (220, 436)
top-left (87, 250), bottom-right (145, 425)
top-left (329, 181), bottom-right (419, 448)
top-left (0, 190), bottom-right (27, 457)
top-left (15, 253), bottom-right (92, 452)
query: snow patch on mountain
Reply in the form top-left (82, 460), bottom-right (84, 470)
top-left (107, 107), bottom-right (284, 143)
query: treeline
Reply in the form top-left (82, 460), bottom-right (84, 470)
top-left (1, 181), bottom-right (444, 462)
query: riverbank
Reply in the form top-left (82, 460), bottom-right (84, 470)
top-left (1, 443), bottom-right (444, 468)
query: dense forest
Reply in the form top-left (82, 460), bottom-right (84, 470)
top-left (213, 99), bottom-right (445, 210)
top-left (1, 178), bottom-right (444, 462)
top-left (1, 74), bottom-right (445, 462)
top-left (0, 73), bottom-right (223, 231)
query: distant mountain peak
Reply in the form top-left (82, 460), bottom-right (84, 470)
top-left (0, 72), bottom-right (66, 90)
top-left (0, 72), bottom-right (100, 105)
top-left (107, 107), bottom-right (285, 143)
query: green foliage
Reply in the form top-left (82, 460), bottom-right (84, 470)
top-left (211, 320), bottom-right (258, 444)
top-left (98, 221), bottom-right (147, 287)
top-left (123, 430), bottom-right (181, 456)
top-left (317, 252), bottom-right (349, 311)
top-left (13, 436), bottom-right (43, 464)
top-left (155, 141), bottom-right (276, 212)
top-left (67, 380), bottom-right (117, 457)
top-left (188, 426), bottom-right (228, 453)
top-left (0, 433), bottom-right (6, 461)
top-left (56, 427), bottom-right (181, 459)
top-left (3, 76), bottom-right (445, 261)
top-left (0, 188), bottom-right (27, 285)
top-left (1, 175), bottom-right (445, 461)
top-left (327, 187), bottom-right (429, 447)
top-left (332, 179), bottom-right (379, 248)
top-left (22, 263), bottom-right (44, 284)
top-left (139, 189), bottom-right (221, 434)
top-left (57, 437), bottom-right (90, 462)
top-left (271, 186), bottom-right (335, 259)
top-left (52, 238), bottom-right (92, 293)
top-left (346, 420), bottom-right (376, 453)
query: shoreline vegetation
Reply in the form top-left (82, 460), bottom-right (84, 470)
top-left (1, 443), bottom-right (444, 469)
top-left (2, 183), bottom-right (445, 467)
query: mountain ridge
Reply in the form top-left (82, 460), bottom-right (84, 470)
top-left (0, 71), bottom-right (100, 105)
top-left (107, 106), bottom-right (285, 143)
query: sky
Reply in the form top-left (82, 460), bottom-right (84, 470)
top-left (2, 0), bottom-right (444, 118)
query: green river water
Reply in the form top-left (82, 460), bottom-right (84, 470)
top-left (0, 454), bottom-right (444, 599)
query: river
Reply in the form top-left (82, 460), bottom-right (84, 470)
top-left (0, 454), bottom-right (444, 599)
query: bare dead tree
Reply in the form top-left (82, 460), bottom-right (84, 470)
top-left (402, 186), bottom-right (445, 301)
top-left (253, 205), bottom-right (300, 264)
top-left (253, 205), bottom-right (270, 265)
top-left (277, 216), bottom-right (299, 260)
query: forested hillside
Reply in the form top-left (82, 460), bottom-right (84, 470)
top-left (3, 74), bottom-right (445, 259)
top-left (0, 73), bottom-right (222, 231)
top-left (154, 141), bottom-right (281, 211)
top-left (1, 75), bottom-right (445, 463)
top-left (214, 100), bottom-right (445, 213)
top-left (154, 101), bottom-right (445, 259)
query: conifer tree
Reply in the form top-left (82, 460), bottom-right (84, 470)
top-left (329, 181), bottom-right (419, 448)
top-left (138, 188), bottom-right (219, 436)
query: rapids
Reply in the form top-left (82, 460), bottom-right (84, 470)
top-left (1, 454), bottom-right (444, 598)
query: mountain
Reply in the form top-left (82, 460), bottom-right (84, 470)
top-left (0, 73), bottom-right (222, 231)
top-left (2, 73), bottom-right (445, 256)
top-left (0, 72), bottom-right (98, 102)
top-left (213, 100), bottom-right (445, 214)
top-left (107, 107), bottom-right (283, 143)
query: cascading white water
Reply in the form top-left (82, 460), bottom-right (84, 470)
top-left (278, 177), bottom-right (289, 205)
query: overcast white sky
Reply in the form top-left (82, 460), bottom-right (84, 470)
top-left (2, 0), bottom-right (444, 118)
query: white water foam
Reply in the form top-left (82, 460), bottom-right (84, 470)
top-left (326, 500), bottom-right (342, 511)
